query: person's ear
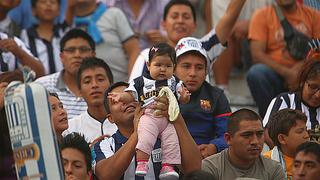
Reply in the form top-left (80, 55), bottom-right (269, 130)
top-left (146, 62), bottom-right (151, 71)
top-left (107, 114), bottom-right (114, 123)
top-left (160, 20), bottom-right (167, 31)
top-left (278, 134), bottom-right (287, 145)
top-left (224, 133), bottom-right (232, 146)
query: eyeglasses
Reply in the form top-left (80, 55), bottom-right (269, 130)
top-left (306, 81), bottom-right (320, 94)
top-left (62, 46), bottom-right (92, 54)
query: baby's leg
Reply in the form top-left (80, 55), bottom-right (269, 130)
top-left (160, 123), bottom-right (181, 165)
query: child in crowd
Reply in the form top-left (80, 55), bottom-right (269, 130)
top-left (108, 42), bottom-right (190, 179)
top-left (264, 108), bottom-right (310, 179)
top-left (20, 0), bottom-right (72, 75)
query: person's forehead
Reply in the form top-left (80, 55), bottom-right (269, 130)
top-left (177, 53), bottom-right (206, 65)
top-left (62, 148), bottom-right (86, 163)
top-left (237, 120), bottom-right (263, 132)
top-left (49, 96), bottom-right (60, 104)
top-left (64, 38), bottom-right (90, 47)
top-left (168, 4), bottom-right (193, 15)
top-left (296, 152), bottom-right (320, 163)
top-left (81, 67), bottom-right (108, 79)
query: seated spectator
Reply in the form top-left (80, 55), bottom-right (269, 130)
top-left (8, 0), bottom-right (67, 29)
top-left (174, 37), bottom-right (231, 158)
top-left (60, 132), bottom-right (92, 180)
top-left (105, 0), bottom-right (169, 49)
top-left (72, 0), bottom-right (140, 82)
top-left (92, 82), bottom-right (201, 180)
top-left (36, 29), bottom-right (96, 119)
top-left (129, 0), bottom-right (247, 81)
top-left (49, 92), bottom-right (68, 142)
top-left (247, 0), bottom-right (320, 117)
top-left (20, 0), bottom-right (73, 75)
top-left (263, 52), bottom-right (320, 147)
top-left (67, 57), bottom-right (117, 143)
top-left (0, 0), bottom-right (21, 36)
top-left (293, 141), bottom-right (320, 180)
top-left (202, 108), bottom-right (285, 179)
top-left (0, 32), bottom-right (45, 78)
top-left (264, 108), bottom-right (309, 179)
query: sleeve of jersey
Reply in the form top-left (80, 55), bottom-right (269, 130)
top-left (125, 79), bottom-right (140, 102)
top-left (210, 92), bottom-right (231, 152)
top-left (200, 28), bottom-right (226, 63)
top-left (210, 112), bottom-right (231, 152)
top-left (91, 138), bottom-right (115, 173)
top-left (263, 97), bottom-right (289, 127)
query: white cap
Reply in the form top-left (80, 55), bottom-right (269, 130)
top-left (175, 37), bottom-right (209, 64)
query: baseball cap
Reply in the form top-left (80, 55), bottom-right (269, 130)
top-left (175, 37), bottom-right (209, 65)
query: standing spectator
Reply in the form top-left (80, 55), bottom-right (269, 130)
top-left (202, 108), bottom-right (285, 179)
top-left (129, 0), bottom-right (247, 82)
top-left (263, 53), bottom-right (320, 147)
top-left (264, 109), bottom-right (309, 179)
top-left (0, 32), bottom-right (45, 77)
top-left (247, 0), bottom-right (320, 117)
top-left (72, 0), bottom-right (140, 82)
top-left (8, 0), bottom-right (67, 29)
top-left (67, 57), bottom-right (117, 143)
top-left (0, 0), bottom-right (21, 36)
top-left (293, 141), bottom-right (320, 180)
top-left (36, 29), bottom-right (96, 119)
top-left (60, 133), bottom-right (92, 180)
top-left (20, 0), bottom-right (72, 75)
top-left (104, 0), bottom-right (169, 49)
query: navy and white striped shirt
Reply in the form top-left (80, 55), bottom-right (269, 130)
top-left (35, 71), bottom-right (87, 119)
top-left (20, 23), bottom-right (69, 75)
top-left (126, 75), bottom-right (182, 107)
top-left (304, 0), bottom-right (320, 10)
top-left (263, 92), bottom-right (320, 129)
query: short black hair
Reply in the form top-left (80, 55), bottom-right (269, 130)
top-left (228, 108), bottom-right (261, 136)
top-left (163, 0), bottom-right (196, 22)
top-left (49, 92), bottom-right (60, 100)
top-left (60, 133), bottom-right (91, 172)
top-left (31, 0), bottom-right (61, 7)
top-left (76, 57), bottom-right (113, 89)
top-left (295, 141), bottom-right (320, 163)
top-left (103, 82), bottom-right (129, 114)
top-left (268, 109), bottom-right (307, 148)
top-left (149, 42), bottom-right (176, 65)
top-left (60, 28), bottom-right (95, 52)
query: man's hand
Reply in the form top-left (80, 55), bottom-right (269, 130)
top-left (198, 144), bottom-right (217, 159)
top-left (0, 82), bottom-right (8, 109)
top-left (178, 85), bottom-right (191, 104)
top-left (0, 39), bottom-right (20, 54)
top-left (282, 62), bottom-right (303, 90)
top-left (152, 96), bottom-right (169, 118)
top-left (108, 92), bottom-right (121, 103)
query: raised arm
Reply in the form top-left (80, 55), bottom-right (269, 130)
top-left (215, 0), bottom-right (246, 44)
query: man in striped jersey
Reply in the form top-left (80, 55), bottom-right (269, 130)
top-left (36, 29), bottom-right (96, 119)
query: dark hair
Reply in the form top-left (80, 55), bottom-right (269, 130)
top-left (76, 57), bottom-right (113, 89)
top-left (60, 132), bottom-right (91, 172)
top-left (294, 58), bottom-right (320, 94)
top-left (49, 92), bottom-right (60, 100)
top-left (149, 42), bottom-right (176, 64)
top-left (268, 109), bottom-right (307, 148)
top-left (228, 108), bottom-right (261, 136)
top-left (103, 82), bottom-right (129, 114)
top-left (31, 0), bottom-right (61, 7)
top-left (163, 0), bottom-right (196, 22)
top-left (183, 170), bottom-right (215, 180)
top-left (295, 141), bottom-right (320, 163)
top-left (60, 28), bottom-right (95, 52)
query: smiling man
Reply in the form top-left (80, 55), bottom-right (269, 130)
top-left (36, 29), bottom-right (96, 119)
top-left (67, 57), bottom-right (117, 143)
top-left (202, 108), bottom-right (285, 179)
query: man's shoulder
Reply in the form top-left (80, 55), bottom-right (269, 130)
top-left (200, 82), bottom-right (225, 98)
top-left (35, 72), bottom-right (60, 85)
top-left (258, 154), bottom-right (283, 172)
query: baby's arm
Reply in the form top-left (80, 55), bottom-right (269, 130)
top-left (178, 85), bottom-right (191, 104)
top-left (108, 91), bottom-right (135, 103)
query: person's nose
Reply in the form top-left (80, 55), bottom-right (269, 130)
top-left (91, 79), bottom-right (99, 88)
top-left (64, 163), bottom-right (72, 175)
top-left (297, 164), bottom-right (306, 177)
top-left (188, 67), bottom-right (196, 77)
top-left (250, 134), bottom-right (259, 145)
